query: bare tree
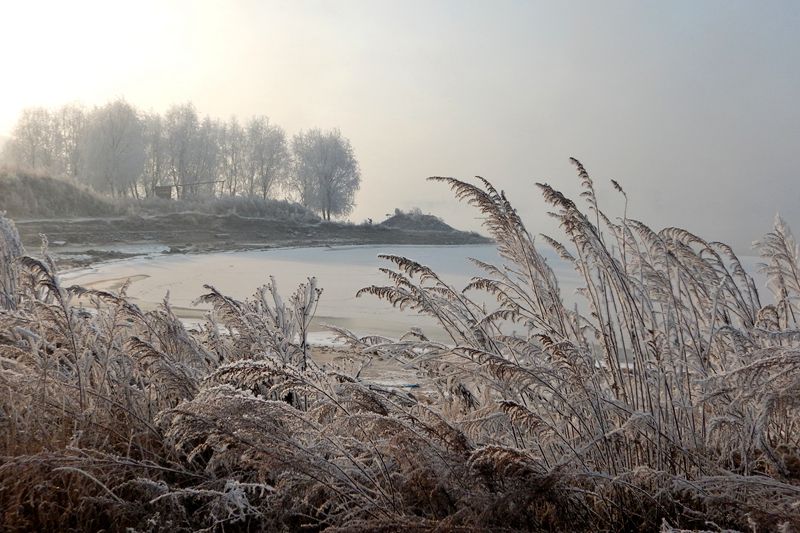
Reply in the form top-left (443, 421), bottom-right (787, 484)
top-left (290, 128), bottom-right (360, 220)
top-left (220, 117), bottom-right (245, 196)
top-left (142, 112), bottom-right (167, 197)
top-left (4, 105), bottom-right (85, 178)
top-left (80, 100), bottom-right (146, 197)
top-left (54, 104), bottom-right (86, 178)
top-left (4, 107), bottom-right (56, 171)
top-left (244, 116), bottom-right (289, 199)
top-left (164, 103), bottom-right (199, 199)
top-left (191, 116), bottom-right (222, 197)
top-left (2, 100), bottom-right (365, 210)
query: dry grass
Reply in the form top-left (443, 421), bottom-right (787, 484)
top-left (0, 168), bottom-right (320, 222)
top-left (0, 169), bottom-right (116, 219)
top-left (1, 160), bottom-right (799, 531)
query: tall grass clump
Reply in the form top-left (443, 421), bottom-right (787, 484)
top-left (120, 195), bottom-right (321, 223)
top-left (0, 214), bottom-right (23, 309)
top-left (353, 162), bottom-right (800, 530)
top-left (0, 159), bottom-right (799, 531)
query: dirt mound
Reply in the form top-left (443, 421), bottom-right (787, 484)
top-left (378, 209), bottom-right (456, 232)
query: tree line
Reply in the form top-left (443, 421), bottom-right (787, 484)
top-left (1, 100), bottom-right (361, 220)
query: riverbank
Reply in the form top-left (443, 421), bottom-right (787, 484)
top-left (13, 211), bottom-right (491, 268)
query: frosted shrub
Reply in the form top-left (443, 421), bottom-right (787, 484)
top-left (1, 160), bottom-right (799, 531)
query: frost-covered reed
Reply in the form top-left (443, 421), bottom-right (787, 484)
top-left (0, 214), bottom-right (23, 310)
top-left (0, 161), bottom-right (798, 531)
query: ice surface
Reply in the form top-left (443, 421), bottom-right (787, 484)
top-left (62, 244), bottom-right (766, 341)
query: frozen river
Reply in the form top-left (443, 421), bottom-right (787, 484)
top-left (62, 243), bottom-right (765, 342)
top-left (61, 244), bottom-right (579, 341)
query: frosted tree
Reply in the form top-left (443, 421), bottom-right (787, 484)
top-left (80, 99), bottom-right (146, 197)
top-left (4, 107), bottom-right (56, 171)
top-left (2, 100), bottom-right (317, 203)
top-left (191, 116), bottom-right (223, 196)
top-left (220, 117), bottom-right (245, 196)
top-left (290, 128), bottom-right (361, 220)
top-left (142, 112), bottom-right (168, 196)
top-left (54, 104), bottom-right (87, 178)
top-left (164, 103), bottom-right (200, 198)
top-left (4, 104), bottom-right (86, 177)
top-left (244, 116), bottom-right (289, 199)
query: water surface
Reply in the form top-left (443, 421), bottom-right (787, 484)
top-left (62, 244), bottom-right (766, 341)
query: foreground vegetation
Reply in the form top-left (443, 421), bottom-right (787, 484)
top-left (1, 160), bottom-right (799, 531)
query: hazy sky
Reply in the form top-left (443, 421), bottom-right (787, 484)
top-left (1, 0), bottom-right (798, 250)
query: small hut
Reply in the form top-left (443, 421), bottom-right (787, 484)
top-left (154, 185), bottom-right (174, 200)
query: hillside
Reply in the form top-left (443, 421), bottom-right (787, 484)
top-left (0, 170), bottom-right (116, 218)
top-left (0, 170), bottom-right (320, 221)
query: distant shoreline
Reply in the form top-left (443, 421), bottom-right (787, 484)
top-left (13, 212), bottom-right (492, 268)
